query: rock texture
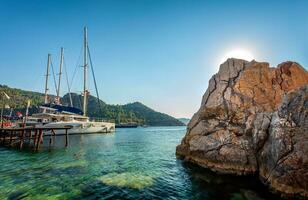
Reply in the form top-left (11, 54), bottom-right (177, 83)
top-left (176, 58), bottom-right (308, 198)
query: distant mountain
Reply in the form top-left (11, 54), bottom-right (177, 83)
top-left (61, 93), bottom-right (184, 126)
top-left (122, 102), bottom-right (184, 126)
top-left (177, 118), bottom-right (190, 125)
top-left (0, 84), bottom-right (185, 126)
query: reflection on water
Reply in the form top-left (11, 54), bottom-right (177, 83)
top-left (0, 127), bottom-right (281, 200)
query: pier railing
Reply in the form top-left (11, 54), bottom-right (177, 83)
top-left (0, 126), bottom-right (72, 151)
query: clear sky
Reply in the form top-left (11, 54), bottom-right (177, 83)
top-left (0, 0), bottom-right (307, 118)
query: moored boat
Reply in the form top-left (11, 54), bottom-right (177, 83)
top-left (23, 27), bottom-right (115, 134)
top-left (24, 104), bottom-right (115, 134)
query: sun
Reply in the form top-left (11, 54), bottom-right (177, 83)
top-left (220, 48), bottom-right (254, 64)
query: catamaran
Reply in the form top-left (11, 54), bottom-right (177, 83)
top-left (25, 27), bottom-right (115, 134)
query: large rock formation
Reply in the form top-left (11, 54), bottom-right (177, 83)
top-left (176, 59), bottom-right (308, 198)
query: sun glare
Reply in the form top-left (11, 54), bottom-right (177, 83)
top-left (220, 49), bottom-right (254, 64)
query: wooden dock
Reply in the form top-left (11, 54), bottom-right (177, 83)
top-left (0, 126), bottom-right (72, 151)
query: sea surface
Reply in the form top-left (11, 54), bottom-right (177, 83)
top-left (0, 126), bottom-right (281, 200)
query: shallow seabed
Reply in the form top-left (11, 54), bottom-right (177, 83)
top-left (0, 126), bottom-right (281, 200)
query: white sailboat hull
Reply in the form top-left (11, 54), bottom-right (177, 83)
top-left (38, 121), bottom-right (115, 135)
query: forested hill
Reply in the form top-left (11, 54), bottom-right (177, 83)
top-left (177, 118), bottom-right (190, 125)
top-left (0, 85), bottom-right (184, 126)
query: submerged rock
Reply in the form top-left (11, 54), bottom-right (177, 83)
top-left (99, 172), bottom-right (154, 189)
top-left (176, 58), bottom-right (308, 198)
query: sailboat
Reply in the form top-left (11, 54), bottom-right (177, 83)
top-left (25, 27), bottom-right (115, 134)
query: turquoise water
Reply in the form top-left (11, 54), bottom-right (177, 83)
top-left (0, 127), bottom-right (280, 200)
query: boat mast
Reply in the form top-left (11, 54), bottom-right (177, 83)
top-left (44, 54), bottom-right (51, 104)
top-left (56, 47), bottom-right (64, 104)
top-left (83, 27), bottom-right (88, 116)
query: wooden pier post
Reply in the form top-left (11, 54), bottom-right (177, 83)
top-left (49, 131), bottom-right (52, 148)
top-left (50, 129), bottom-right (56, 146)
top-left (2, 130), bottom-right (5, 145)
top-left (65, 128), bottom-right (69, 147)
top-left (28, 130), bottom-right (32, 144)
top-left (2, 131), bottom-right (6, 145)
top-left (19, 129), bottom-right (25, 149)
top-left (33, 129), bottom-right (38, 147)
top-left (9, 130), bottom-right (13, 146)
top-left (35, 130), bottom-right (43, 151)
top-left (0, 129), bottom-right (2, 143)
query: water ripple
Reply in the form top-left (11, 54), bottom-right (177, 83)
top-left (0, 127), bottom-right (281, 200)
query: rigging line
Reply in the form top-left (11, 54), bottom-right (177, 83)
top-left (69, 42), bottom-right (83, 89)
top-left (87, 45), bottom-right (103, 113)
top-left (78, 94), bottom-right (82, 111)
top-left (50, 58), bottom-right (59, 97)
top-left (63, 57), bottom-right (73, 107)
top-left (69, 65), bottom-right (78, 93)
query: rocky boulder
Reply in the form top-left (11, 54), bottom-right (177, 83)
top-left (176, 58), bottom-right (308, 198)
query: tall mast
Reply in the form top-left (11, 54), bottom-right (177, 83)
top-left (44, 54), bottom-right (51, 104)
top-left (83, 26), bottom-right (88, 116)
top-left (57, 47), bottom-right (64, 104)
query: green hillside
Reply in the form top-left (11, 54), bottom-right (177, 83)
top-left (177, 118), bottom-right (190, 125)
top-left (0, 84), bottom-right (46, 108)
top-left (0, 85), bottom-right (184, 126)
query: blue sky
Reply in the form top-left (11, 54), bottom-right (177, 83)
top-left (0, 0), bottom-right (307, 118)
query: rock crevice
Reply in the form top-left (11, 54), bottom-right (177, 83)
top-left (176, 59), bottom-right (308, 198)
